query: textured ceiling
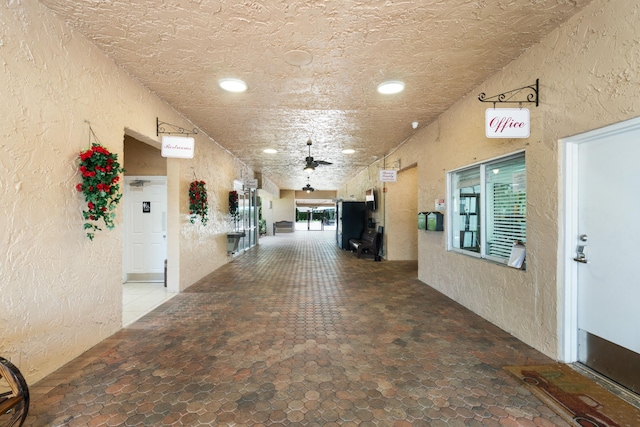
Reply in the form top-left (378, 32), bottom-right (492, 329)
top-left (38, 0), bottom-right (592, 191)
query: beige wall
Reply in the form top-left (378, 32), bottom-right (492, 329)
top-left (272, 190), bottom-right (296, 226)
top-left (339, 165), bottom-right (385, 235)
top-left (123, 135), bottom-right (167, 176)
top-left (385, 166), bottom-right (418, 261)
top-left (340, 0), bottom-right (640, 359)
top-left (1, 1), bottom-right (249, 383)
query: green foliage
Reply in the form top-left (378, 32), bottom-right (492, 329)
top-left (189, 180), bottom-right (209, 226)
top-left (76, 143), bottom-right (125, 240)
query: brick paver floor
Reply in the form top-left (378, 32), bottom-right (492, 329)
top-left (23, 230), bottom-right (571, 426)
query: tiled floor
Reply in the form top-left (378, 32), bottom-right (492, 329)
top-left (123, 282), bottom-right (177, 327)
top-left (24, 230), bottom-right (584, 426)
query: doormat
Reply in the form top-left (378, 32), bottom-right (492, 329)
top-left (505, 364), bottom-right (640, 427)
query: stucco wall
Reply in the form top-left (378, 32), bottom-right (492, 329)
top-left (385, 166), bottom-right (418, 261)
top-left (123, 136), bottom-right (167, 176)
top-left (0, 0), bottom-right (247, 383)
top-left (272, 190), bottom-right (296, 225)
top-left (339, 163), bottom-right (386, 250)
top-left (340, 0), bottom-right (640, 359)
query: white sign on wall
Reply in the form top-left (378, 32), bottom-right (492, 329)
top-left (161, 135), bottom-right (195, 158)
top-left (379, 170), bottom-right (397, 182)
top-left (485, 108), bottom-right (530, 138)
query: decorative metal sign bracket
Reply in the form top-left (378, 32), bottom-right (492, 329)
top-left (478, 79), bottom-right (539, 108)
top-left (156, 117), bottom-right (198, 136)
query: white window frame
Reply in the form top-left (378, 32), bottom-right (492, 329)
top-left (446, 150), bottom-right (526, 264)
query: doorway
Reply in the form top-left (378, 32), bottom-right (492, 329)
top-left (561, 116), bottom-right (640, 394)
top-left (122, 134), bottom-right (173, 326)
top-left (122, 176), bottom-right (173, 326)
top-left (123, 176), bottom-right (167, 282)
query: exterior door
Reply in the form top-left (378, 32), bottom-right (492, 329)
top-left (570, 117), bottom-right (640, 394)
top-left (124, 176), bottom-right (167, 282)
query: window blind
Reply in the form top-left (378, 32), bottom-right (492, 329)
top-left (485, 155), bottom-right (526, 259)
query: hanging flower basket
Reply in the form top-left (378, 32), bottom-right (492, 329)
top-left (76, 143), bottom-right (125, 240)
top-left (229, 190), bottom-right (239, 221)
top-left (189, 180), bottom-right (209, 225)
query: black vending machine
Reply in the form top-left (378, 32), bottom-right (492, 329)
top-left (336, 201), bottom-right (366, 249)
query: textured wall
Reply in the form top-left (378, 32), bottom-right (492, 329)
top-left (123, 136), bottom-right (167, 176)
top-left (272, 190), bottom-right (296, 224)
top-left (0, 0), bottom-right (247, 382)
top-left (385, 167), bottom-right (418, 261)
top-left (338, 162), bottom-right (386, 249)
top-left (340, 0), bottom-right (640, 359)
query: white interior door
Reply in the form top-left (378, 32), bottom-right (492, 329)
top-left (568, 117), bottom-right (640, 393)
top-left (124, 177), bottom-right (167, 281)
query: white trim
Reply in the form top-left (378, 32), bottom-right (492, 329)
top-left (559, 141), bottom-right (579, 362)
top-left (558, 115), bottom-right (640, 362)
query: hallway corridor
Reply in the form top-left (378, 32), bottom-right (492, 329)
top-left (26, 230), bottom-right (569, 426)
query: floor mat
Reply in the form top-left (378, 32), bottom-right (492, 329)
top-left (505, 364), bottom-right (640, 427)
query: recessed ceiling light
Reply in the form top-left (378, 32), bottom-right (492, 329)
top-left (342, 149), bottom-right (355, 154)
top-left (284, 49), bottom-right (313, 66)
top-left (377, 80), bottom-right (404, 94)
top-left (263, 148), bottom-right (278, 154)
top-left (219, 78), bottom-right (247, 93)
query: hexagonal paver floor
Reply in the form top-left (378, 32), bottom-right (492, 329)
top-left (24, 230), bottom-right (572, 426)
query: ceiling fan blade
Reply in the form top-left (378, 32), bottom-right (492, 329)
top-left (316, 160), bottom-right (332, 165)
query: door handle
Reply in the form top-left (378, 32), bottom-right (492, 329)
top-left (573, 245), bottom-right (588, 263)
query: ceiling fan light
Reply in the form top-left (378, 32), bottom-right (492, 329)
top-left (377, 80), bottom-right (404, 94)
top-left (219, 78), bottom-right (247, 93)
top-left (304, 165), bottom-right (315, 174)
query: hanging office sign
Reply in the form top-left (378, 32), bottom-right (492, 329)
top-left (161, 135), bottom-right (195, 158)
top-left (245, 178), bottom-right (258, 189)
top-left (485, 108), bottom-right (530, 138)
top-left (379, 170), bottom-right (397, 182)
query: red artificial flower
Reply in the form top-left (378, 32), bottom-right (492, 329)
top-left (77, 142), bottom-right (124, 240)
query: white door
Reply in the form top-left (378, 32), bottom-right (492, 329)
top-left (124, 177), bottom-right (167, 281)
top-left (566, 117), bottom-right (640, 393)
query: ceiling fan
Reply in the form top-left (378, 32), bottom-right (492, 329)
top-left (302, 176), bottom-right (315, 193)
top-left (303, 139), bottom-right (332, 173)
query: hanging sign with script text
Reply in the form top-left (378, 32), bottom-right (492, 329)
top-left (379, 170), bottom-right (397, 182)
top-left (161, 136), bottom-right (195, 158)
top-left (485, 108), bottom-right (530, 138)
